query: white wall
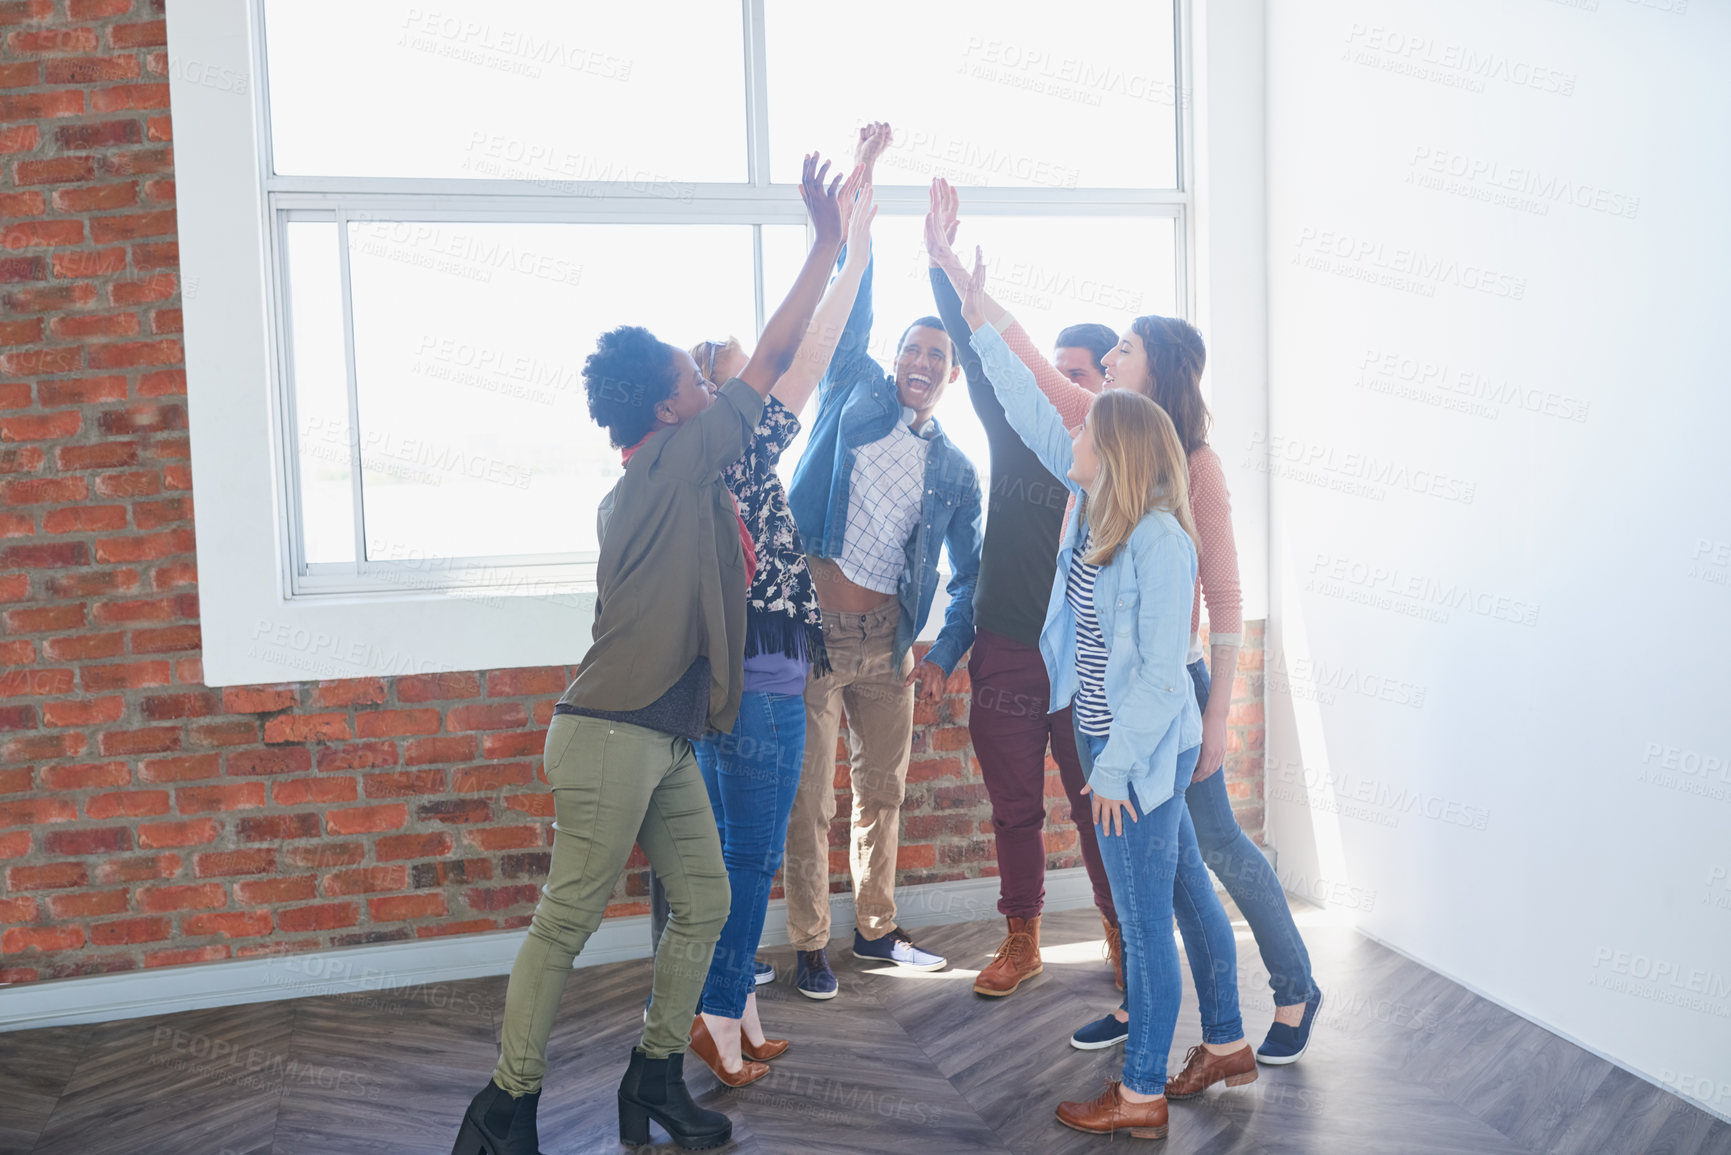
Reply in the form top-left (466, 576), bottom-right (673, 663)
top-left (1263, 0), bottom-right (1731, 1118)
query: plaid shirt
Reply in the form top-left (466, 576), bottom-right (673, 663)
top-left (836, 409), bottom-right (935, 594)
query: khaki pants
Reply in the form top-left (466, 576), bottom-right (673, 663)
top-left (493, 714), bottom-right (729, 1096)
top-left (784, 602), bottom-right (915, 951)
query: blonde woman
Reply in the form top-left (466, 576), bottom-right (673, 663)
top-left (957, 249), bottom-right (1251, 1140)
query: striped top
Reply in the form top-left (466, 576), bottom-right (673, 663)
top-left (1066, 529), bottom-right (1113, 736)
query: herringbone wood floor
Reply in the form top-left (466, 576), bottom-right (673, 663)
top-left (2, 904), bottom-right (1726, 1154)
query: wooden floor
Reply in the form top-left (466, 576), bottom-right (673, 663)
top-left (2, 903), bottom-right (1727, 1155)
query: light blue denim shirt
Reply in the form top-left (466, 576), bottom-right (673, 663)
top-left (787, 247), bottom-right (983, 675)
top-left (970, 321), bottom-right (1203, 810)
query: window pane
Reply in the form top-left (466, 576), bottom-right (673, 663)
top-left (284, 221), bottom-right (354, 566)
top-left (265, 0), bottom-right (745, 183)
top-left (344, 222), bottom-right (757, 564)
top-left (762, 214), bottom-right (1177, 503)
top-left (765, 0), bottom-right (1177, 188)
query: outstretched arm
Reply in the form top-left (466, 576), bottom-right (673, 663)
top-left (737, 152), bottom-right (852, 396)
top-left (773, 178), bottom-right (876, 416)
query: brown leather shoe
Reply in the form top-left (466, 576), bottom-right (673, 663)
top-left (1103, 915), bottom-right (1124, 991)
top-left (740, 1034), bottom-right (788, 1062)
top-left (973, 916), bottom-right (1042, 997)
top-left (688, 1015), bottom-right (769, 1087)
top-left (1055, 1080), bottom-right (1169, 1138)
top-left (1164, 1043), bottom-right (1258, 1099)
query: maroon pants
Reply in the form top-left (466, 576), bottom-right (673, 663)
top-left (968, 627), bottom-right (1117, 923)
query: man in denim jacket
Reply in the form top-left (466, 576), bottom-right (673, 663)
top-left (782, 166), bottom-right (984, 997)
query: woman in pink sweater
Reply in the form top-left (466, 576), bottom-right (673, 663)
top-left (927, 181), bottom-right (1323, 1079)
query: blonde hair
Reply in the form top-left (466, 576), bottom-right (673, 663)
top-left (688, 336), bottom-right (745, 382)
top-left (1080, 390), bottom-right (1199, 566)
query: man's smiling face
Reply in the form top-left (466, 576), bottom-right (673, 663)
top-left (894, 324), bottom-right (958, 418)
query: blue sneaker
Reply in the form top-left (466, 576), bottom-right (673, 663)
top-left (851, 928), bottom-right (946, 972)
top-left (795, 949), bottom-right (838, 1000)
top-left (754, 959), bottom-right (775, 986)
top-left (1257, 985), bottom-right (1323, 1065)
top-left (1070, 1012), bottom-right (1130, 1051)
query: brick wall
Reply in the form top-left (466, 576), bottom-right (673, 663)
top-left (0, 0), bottom-right (1266, 985)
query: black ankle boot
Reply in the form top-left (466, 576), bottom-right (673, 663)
top-left (617, 1047), bottom-right (732, 1150)
top-left (450, 1079), bottom-right (543, 1155)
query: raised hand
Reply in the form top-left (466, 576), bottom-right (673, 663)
top-left (846, 180), bottom-right (877, 256)
top-left (854, 121), bottom-right (893, 174)
top-left (799, 152), bottom-right (847, 249)
top-left (933, 177), bottom-right (959, 246)
top-left (924, 179), bottom-right (966, 278)
top-left (959, 244), bottom-right (989, 330)
top-left (835, 163), bottom-right (867, 239)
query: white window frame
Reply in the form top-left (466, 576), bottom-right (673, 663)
top-left (168, 0), bottom-right (1194, 684)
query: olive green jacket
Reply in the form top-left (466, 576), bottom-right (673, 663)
top-left (556, 378), bottom-right (766, 734)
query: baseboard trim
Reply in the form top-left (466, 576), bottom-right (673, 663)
top-left (0, 868), bottom-right (1101, 1033)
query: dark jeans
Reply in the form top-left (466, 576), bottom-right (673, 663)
top-left (648, 690), bottom-right (805, 1018)
top-left (1185, 659), bottom-right (1316, 1007)
top-left (968, 627), bottom-right (1117, 923)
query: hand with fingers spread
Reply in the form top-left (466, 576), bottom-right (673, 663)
top-left (924, 178), bottom-right (967, 280)
top-left (1079, 779), bottom-right (1139, 838)
top-left (799, 151), bottom-right (851, 250)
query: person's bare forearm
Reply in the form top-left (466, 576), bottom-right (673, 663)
top-left (773, 253), bottom-right (867, 413)
top-left (1206, 643), bottom-right (1241, 727)
top-left (739, 155), bottom-right (848, 395)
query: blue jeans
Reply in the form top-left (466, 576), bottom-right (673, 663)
top-left (690, 690), bottom-right (806, 1018)
top-left (1086, 733), bottom-right (1241, 1095)
top-left (1186, 659), bottom-right (1316, 1007)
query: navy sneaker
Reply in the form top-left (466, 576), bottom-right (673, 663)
top-left (851, 927), bottom-right (946, 972)
top-left (1257, 986), bottom-right (1323, 1065)
top-left (1069, 1012), bottom-right (1130, 1051)
top-left (795, 949), bottom-right (838, 1000)
top-left (754, 959), bottom-right (775, 986)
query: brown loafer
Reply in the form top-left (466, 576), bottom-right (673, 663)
top-left (1164, 1043), bottom-right (1258, 1099)
top-left (973, 916), bottom-right (1042, 997)
top-left (1103, 915), bottom-right (1124, 991)
top-left (688, 1015), bottom-right (769, 1087)
top-left (740, 1034), bottom-right (788, 1062)
top-left (1055, 1080), bottom-right (1168, 1138)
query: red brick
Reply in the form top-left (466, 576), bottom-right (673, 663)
top-left (416, 919), bottom-right (497, 939)
top-left (2, 474), bottom-right (87, 505)
top-left (2, 218), bottom-right (84, 247)
top-left (6, 26), bottom-right (99, 52)
top-left (135, 818), bottom-right (218, 850)
top-left (356, 708), bottom-right (440, 738)
top-left (477, 730), bottom-right (543, 759)
top-left (40, 760), bottom-right (129, 790)
top-left (68, 0), bottom-right (131, 18)
top-left (313, 678), bottom-right (386, 707)
top-left (283, 843), bottom-right (363, 869)
top-left (322, 866), bottom-right (406, 896)
top-left (0, 829), bottom-right (31, 858)
top-left (129, 624), bottom-right (201, 653)
top-left (130, 496), bottom-right (190, 529)
top-left (89, 209), bottom-right (175, 246)
top-left (192, 848), bottom-right (275, 877)
top-left (0, 765), bottom-right (27, 793)
top-left (43, 694), bottom-right (125, 726)
top-left (89, 81), bottom-right (167, 111)
top-left (485, 667), bottom-right (568, 697)
top-left (45, 505), bottom-right (128, 533)
top-left (0, 638), bottom-right (31, 663)
top-left (141, 177), bottom-right (172, 203)
top-left (231, 814), bottom-right (319, 845)
top-left (363, 769), bottom-right (448, 798)
top-left (0, 190), bottom-right (46, 217)
top-left (8, 861), bottom-right (87, 889)
top-left (182, 910), bottom-right (273, 938)
top-left (51, 111), bottom-right (139, 143)
top-left (40, 829), bottom-right (131, 864)
top-left (225, 746), bottom-right (312, 777)
top-left (0, 704), bottom-right (39, 731)
top-left (277, 902), bottom-right (358, 933)
top-left (87, 343), bottom-right (182, 375)
top-left (87, 914), bottom-right (172, 946)
top-left (2, 926), bottom-right (85, 953)
top-left (447, 702), bottom-right (527, 732)
top-left (138, 367), bottom-right (185, 396)
top-left (45, 313), bottom-right (137, 343)
top-left (145, 114), bottom-right (168, 141)
top-left (136, 752), bottom-right (219, 782)
top-left (51, 181), bottom-right (135, 214)
top-left (233, 875), bottom-right (315, 905)
top-left (466, 884), bottom-right (540, 912)
top-left (137, 690), bottom-right (217, 718)
top-left (0, 511), bottom-right (31, 537)
top-left (222, 686), bottom-right (297, 713)
top-left (57, 442), bottom-right (139, 471)
top-left (0, 665), bottom-right (69, 698)
top-left (0, 573), bottom-right (27, 601)
top-left (0, 256), bottom-right (45, 285)
top-left (0, 895), bottom-right (36, 921)
top-left (44, 52), bottom-right (136, 82)
top-left (370, 892), bottom-right (447, 922)
top-left (43, 888), bottom-right (128, 917)
top-left (85, 789), bottom-right (169, 819)
top-left (2, 600), bottom-right (83, 631)
top-left (261, 712), bottom-right (351, 744)
top-left (136, 882), bottom-right (224, 913)
top-left (107, 18), bottom-right (162, 47)
top-left (452, 763), bottom-right (534, 794)
top-left (152, 559), bottom-right (198, 587)
top-left (150, 307), bottom-right (181, 334)
top-left (403, 735), bottom-right (475, 766)
top-left (91, 471), bottom-right (160, 499)
top-left (109, 271), bottom-right (174, 304)
top-left (395, 672), bottom-right (481, 703)
top-left (190, 719), bottom-right (257, 747)
top-left (43, 632), bottom-right (122, 661)
top-left (0, 411), bottom-right (81, 442)
top-left (94, 852), bottom-right (179, 882)
top-left (324, 803), bottom-right (407, 835)
top-left (17, 156), bottom-right (97, 186)
top-left (418, 798), bottom-right (493, 825)
top-left (82, 660), bottom-right (176, 693)
top-left (375, 832), bottom-right (454, 861)
top-left (0, 89), bottom-right (83, 119)
top-left (98, 724), bottom-right (179, 754)
top-left (101, 149), bottom-right (172, 178)
top-left (0, 315), bottom-right (41, 343)
top-left (316, 740), bottom-right (398, 771)
top-left (271, 775), bottom-right (356, 806)
top-left (144, 944), bottom-right (229, 967)
top-left (175, 782), bottom-right (265, 813)
top-left (2, 733), bottom-right (80, 762)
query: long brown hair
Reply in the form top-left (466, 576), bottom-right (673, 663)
top-left (1080, 390), bottom-right (1199, 566)
top-left (1128, 315), bottom-right (1210, 454)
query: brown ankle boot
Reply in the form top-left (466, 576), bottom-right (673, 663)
top-left (972, 916), bottom-right (1042, 996)
top-left (1103, 915), bottom-right (1124, 991)
top-left (1055, 1080), bottom-right (1168, 1138)
top-left (1164, 1043), bottom-right (1258, 1099)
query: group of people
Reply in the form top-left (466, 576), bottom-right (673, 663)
top-left (450, 125), bottom-right (1324, 1154)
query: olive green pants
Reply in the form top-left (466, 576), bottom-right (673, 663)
top-left (492, 714), bottom-right (730, 1096)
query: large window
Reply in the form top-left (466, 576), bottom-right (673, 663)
top-left (258, 0), bottom-right (1189, 597)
